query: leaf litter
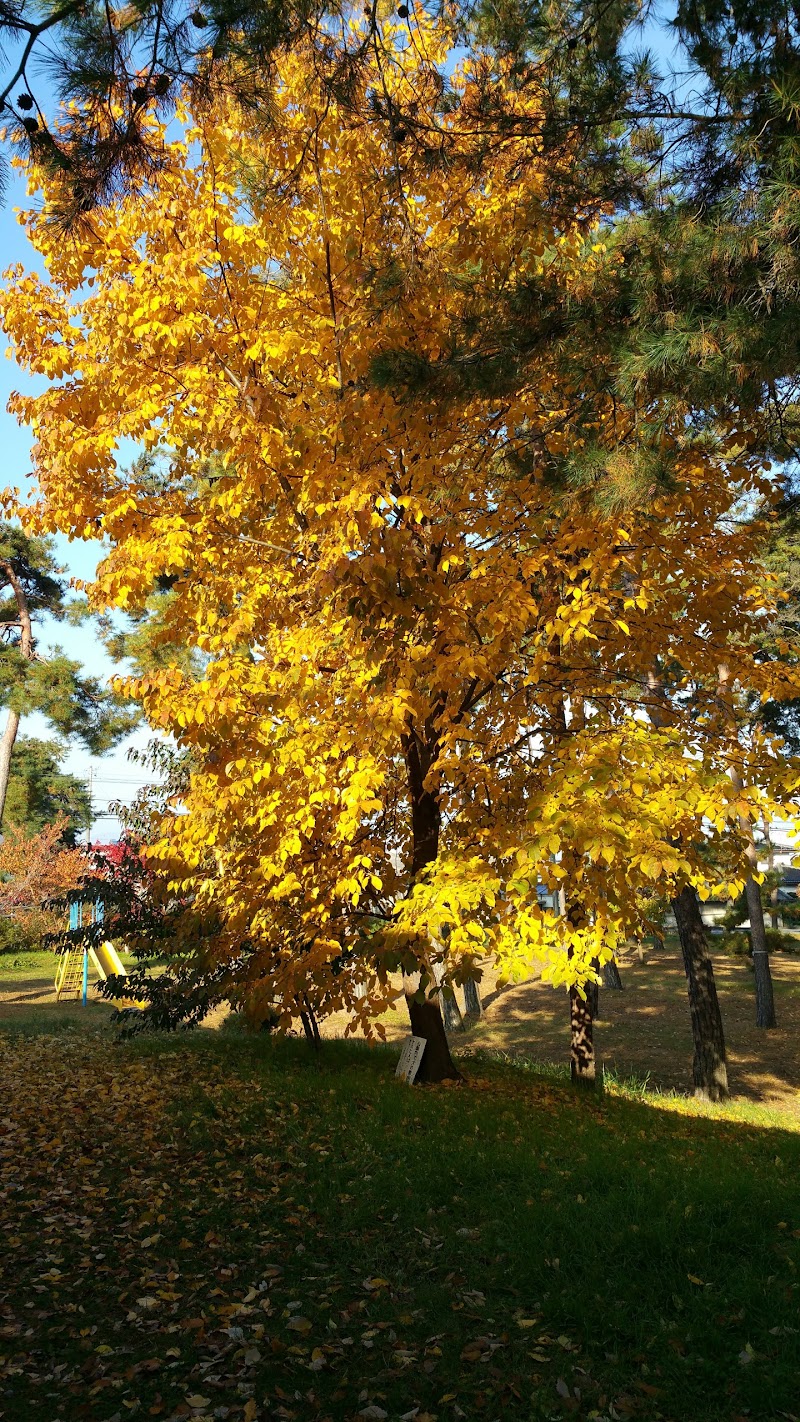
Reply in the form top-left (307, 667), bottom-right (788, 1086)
top-left (1, 1031), bottom-right (799, 1422)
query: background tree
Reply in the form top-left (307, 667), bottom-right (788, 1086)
top-left (0, 816), bottom-right (86, 950)
top-left (0, 525), bottom-right (138, 825)
top-left (2, 734), bottom-right (90, 844)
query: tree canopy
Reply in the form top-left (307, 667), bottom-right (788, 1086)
top-left (3, 21), bottom-right (798, 1055)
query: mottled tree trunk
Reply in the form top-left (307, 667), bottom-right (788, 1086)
top-left (672, 885), bottom-right (729, 1100)
top-left (569, 985), bottom-right (596, 1088)
top-left (401, 720), bottom-right (461, 1082)
top-left (563, 905), bottom-right (597, 1088)
top-left (463, 977), bottom-right (483, 1018)
top-left (602, 958), bottom-right (624, 990)
top-left (433, 958), bottom-right (464, 1033)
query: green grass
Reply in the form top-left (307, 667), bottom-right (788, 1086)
top-left (0, 946), bottom-right (139, 984)
top-left (1, 1028), bottom-right (798, 1422)
top-left (0, 946), bottom-right (61, 980)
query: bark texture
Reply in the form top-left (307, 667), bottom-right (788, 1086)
top-left (744, 875), bottom-right (777, 1029)
top-left (0, 708), bottom-right (20, 826)
top-left (433, 958), bottom-right (464, 1033)
top-left (0, 559), bottom-right (33, 826)
top-left (569, 985), bottom-right (596, 1088)
top-left (672, 885), bottom-right (730, 1099)
top-left (564, 906), bottom-right (596, 1087)
top-left (463, 977), bottom-right (483, 1018)
top-left (602, 958), bottom-right (624, 990)
top-left (401, 719), bottom-right (461, 1082)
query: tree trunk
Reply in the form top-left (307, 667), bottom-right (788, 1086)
top-left (563, 901), bottom-right (597, 1088)
top-left (744, 876), bottom-right (777, 1029)
top-left (298, 996), bottom-right (321, 1048)
top-left (407, 996), bottom-right (462, 1082)
top-left (0, 707), bottom-right (20, 827)
top-left (763, 816), bottom-right (780, 930)
top-left (647, 664), bottom-right (729, 1096)
top-left (463, 977), bottom-right (483, 1018)
top-left (432, 957), bottom-right (464, 1033)
top-left (602, 958), bottom-right (624, 990)
top-left (0, 559), bottom-right (33, 830)
top-left (401, 719), bottom-right (461, 1082)
top-left (733, 765), bottom-right (776, 1027)
top-left (569, 984), bottom-right (596, 1088)
top-left (770, 884), bottom-right (780, 932)
top-left (718, 663), bottom-right (777, 1029)
top-left (671, 885), bottom-right (729, 1100)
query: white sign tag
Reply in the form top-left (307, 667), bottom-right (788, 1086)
top-left (395, 1034), bottom-right (427, 1084)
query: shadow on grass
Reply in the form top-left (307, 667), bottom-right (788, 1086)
top-left (1, 1028), bottom-right (799, 1421)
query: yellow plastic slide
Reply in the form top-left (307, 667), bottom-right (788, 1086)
top-left (89, 942), bottom-right (145, 1008)
top-left (89, 941), bottom-right (127, 981)
top-left (89, 938), bottom-right (125, 984)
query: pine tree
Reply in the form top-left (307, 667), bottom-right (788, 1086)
top-left (3, 736), bottom-right (90, 844)
top-left (0, 527), bottom-right (138, 825)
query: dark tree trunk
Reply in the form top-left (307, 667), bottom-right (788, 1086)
top-left (671, 886), bottom-right (729, 1100)
top-left (744, 876), bottom-right (777, 1029)
top-left (401, 719), bottom-right (461, 1082)
top-left (299, 998), bottom-right (321, 1048)
top-left (407, 996), bottom-right (462, 1082)
top-left (463, 977), bottom-right (483, 1018)
top-left (569, 985), bottom-right (596, 1088)
top-left (602, 958), bottom-right (624, 990)
top-left (403, 726), bottom-right (441, 882)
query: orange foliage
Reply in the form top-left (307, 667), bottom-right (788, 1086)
top-left (0, 818), bottom-right (86, 940)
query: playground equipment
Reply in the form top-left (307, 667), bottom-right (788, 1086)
top-left (54, 899), bottom-right (139, 1006)
top-left (54, 941), bottom-right (130, 1001)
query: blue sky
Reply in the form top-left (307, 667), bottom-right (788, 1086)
top-left (1, 167), bottom-right (158, 840)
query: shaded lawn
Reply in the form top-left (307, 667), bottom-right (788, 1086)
top-left (0, 1029), bottom-right (798, 1422)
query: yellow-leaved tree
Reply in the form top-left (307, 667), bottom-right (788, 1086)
top-left (3, 14), bottom-right (798, 1086)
